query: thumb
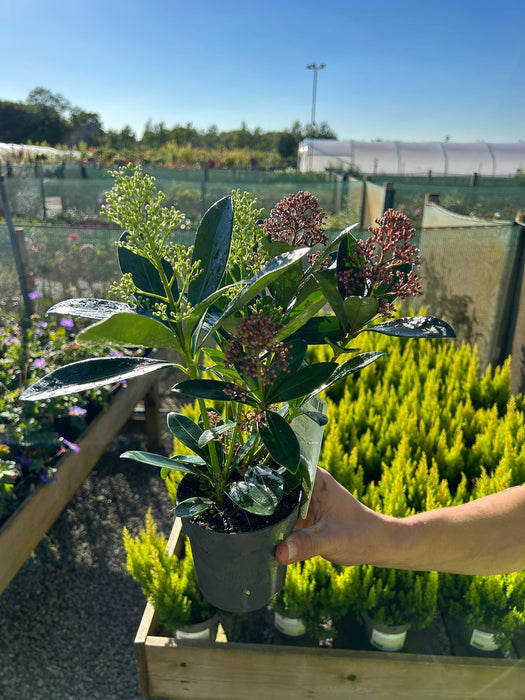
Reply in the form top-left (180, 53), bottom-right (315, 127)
top-left (276, 527), bottom-right (323, 565)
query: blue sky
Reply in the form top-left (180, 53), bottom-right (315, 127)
top-left (2, 0), bottom-right (524, 142)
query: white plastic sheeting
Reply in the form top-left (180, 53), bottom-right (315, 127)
top-left (0, 143), bottom-right (79, 160)
top-left (298, 139), bottom-right (525, 176)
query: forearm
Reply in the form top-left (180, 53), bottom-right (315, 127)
top-left (372, 486), bottom-right (525, 575)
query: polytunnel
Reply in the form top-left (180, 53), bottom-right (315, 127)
top-left (298, 139), bottom-right (525, 176)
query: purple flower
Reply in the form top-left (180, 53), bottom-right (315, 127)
top-left (40, 471), bottom-right (57, 484)
top-left (68, 406), bottom-right (87, 416)
top-left (6, 336), bottom-right (20, 345)
top-left (413, 208), bottom-right (422, 217)
top-left (33, 357), bottom-right (47, 369)
top-left (62, 439), bottom-right (80, 453)
top-left (60, 318), bottom-right (74, 330)
top-left (28, 290), bottom-right (40, 300)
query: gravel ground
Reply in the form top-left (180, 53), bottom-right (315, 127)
top-left (0, 433), bottom-right (175, 700)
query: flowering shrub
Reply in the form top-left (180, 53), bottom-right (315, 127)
top-left (22, 166), bottom-right (454, 527)
top-left (0, 311), bottom-right (118, 523)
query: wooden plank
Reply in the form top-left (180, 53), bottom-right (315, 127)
top-left (135, 520), bottom-right (525, 700)
top-left (142, 639), bottom-right (525, 700)
top-left (0, 371), bottom-right (157, 595)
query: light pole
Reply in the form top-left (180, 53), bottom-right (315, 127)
top-left (306, 62), bottom-right (326, 126)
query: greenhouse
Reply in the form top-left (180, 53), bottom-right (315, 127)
top-left (298, 139), bottom-right (525, 177)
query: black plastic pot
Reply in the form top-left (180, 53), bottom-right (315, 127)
top-left (180, 481), bottom-right (300, 613)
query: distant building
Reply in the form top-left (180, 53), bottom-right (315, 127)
top-left (298, 139), bottom-right (525, 177)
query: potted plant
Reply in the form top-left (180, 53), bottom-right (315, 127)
top-left (20, 164), bottom-right (454, 613)
top-left (440, 571), bottom-right (525, 652)
top-left (269, 556), bottom-right (346, 641)
top-left (351, 564), bottom-right (439, 651)
top-left (124, 509), bottom-right (219, 640)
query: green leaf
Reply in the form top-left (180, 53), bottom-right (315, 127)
top-left (258, 410), bottom-right (300, 473)
top-left (166, 412), bottom-right (210, 461)
top-left (120, 450), bottom-right (204, 476)
top-left (198, 421), bottom-right (236, 448)
top-left (294, 409), bottom-right (329, 426)
top-left (343, 296), bottom-right (380, 330)
top-left (288, 315), bottom-right (345, 345)
top-left (173, 379), bottom-right (257, 405)
top-left (310, 351), bottom-right (385, 396)
top-left (267, 362), bottom-right (337, 403)
top-left (188, 195), bottom-right (234, 304)
top-left (174, 496), bottom-right (214, 518)
top-left (314, 268), bottom-right (347, 326)
top-left (246, 464), bottom-right (284, 502)
top-left (200, 248), bottom-right (310, 346)
top-left (311, 222), bottom-right (359, 272)
top-left (19, 356), bottom-right (175, 401)
top-left (367, 316), bottom-right (456, 338)
top-left (48, 298), bottom-right (133, 320)
top-left (279, 284), bottom-right (326, 340)
top-left (118, 232), bottom-right (177, 300)
top-left (336, 233), bottom-right (365, 297)
top-left (225, 481), bottom-right (278, 516)
top-left (77, 312), bottom-right (180, 349)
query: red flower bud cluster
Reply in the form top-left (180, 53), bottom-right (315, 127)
top-left (263, 192), bottom-right (328, 253)
top-left (337, 209), bottom-right (422, 317)
top-left (225, 314), bottom-right (290, 382)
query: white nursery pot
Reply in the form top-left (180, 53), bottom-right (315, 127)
top-left (175, 614), bottom-right (219, 641)
top-left (469, 627), bottom-right (500, 652)
top-left (364, 616), bottom-right (410, 652)
top-left (273, 610), bottom-right (307, 637)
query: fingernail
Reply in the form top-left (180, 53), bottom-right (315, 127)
top-left (285, 539), bottom-right (297, 564)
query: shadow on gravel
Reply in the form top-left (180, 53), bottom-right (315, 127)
top-left (0, 435), bottom-right (173, 700)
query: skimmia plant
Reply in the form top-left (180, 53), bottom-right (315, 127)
top-left (20, 165), bottom-right (454, 521)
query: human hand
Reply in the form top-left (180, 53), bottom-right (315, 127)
top-left (275, 467), bottom-right (383, 566)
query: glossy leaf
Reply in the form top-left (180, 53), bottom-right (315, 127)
top-left (19, 356), bottom-right (175, 401)
top-left (288, 315), bottom-right (345, 345)
top-left (367, 316), bottom-right (456, 338)
top-left (267, 362), bottom-right (337, 403)
top-left (77, 312), bottom-right (180, 349)
top-left (258, 410), bottom-right (300, 473)
top-left (188, 196), bottom-right (234, 304)
top-left (200, 248), bottom-right (310, 345)
top-left (120, 450), bottom-right (203, 475)
top-left (343, 296), bottom-right (379, 330)
top-left (225, 481), bottom-right (278, 516)
top-left (279, 284), bottom-right (326, 340)
top-left (118, 232), bottom-right (177, 300)
top-left (314, 268), bottom-right (346, 325)
top-left (166, 412), bottom-right (210, 461)
top-left (173, 379), bottom-right (257, 405)
top-left (311, 222), bottom-right (359, 272)
top-left (48, 298), bottom-right (133, 320)
top-left (246, 464), bottom-right (284, 502)
top-left (198, 421), bottom-right (236, 448)
top-left (336, 233), bottom-right (365, 297)
top-left (310, 351), bottom-right (385, 397)
top-left (174, 496), bottom-right (214, 518)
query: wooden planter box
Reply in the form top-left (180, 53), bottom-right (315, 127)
top-left (135, 521), bottom-right (525, 700)
top-left (0, 371), bottom-right (160, 595)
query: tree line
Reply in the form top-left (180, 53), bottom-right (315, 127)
top-left (0, 87), bottom-right (337, 166)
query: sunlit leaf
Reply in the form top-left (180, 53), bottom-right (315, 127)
top-left (47, 298), bottom-right (133, 320)
top-left (188, 195), bottom-right (234, 304)
top-left (258, 410), bottom-right (300, 473)
top-left (367, 316), bottom-right (456, 338)
top-left (77, 312), bottom-right (180, 349)
top-left (20, 356), bottom-right (175, 401)
top-left (174, 496), bottom-right (214, 518)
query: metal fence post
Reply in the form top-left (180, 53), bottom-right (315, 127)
top-left (0, 176), bottom-right (34, 318)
